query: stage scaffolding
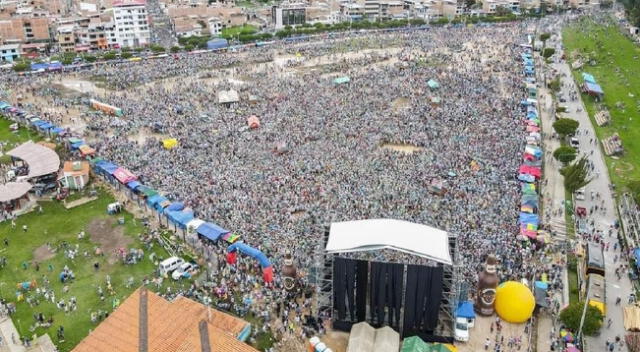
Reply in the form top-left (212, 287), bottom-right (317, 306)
top-left (314, 224), bottom-right (460, 339)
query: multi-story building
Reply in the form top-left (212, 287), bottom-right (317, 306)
top-left (110, 0), bottom-right (150, 47)
top-left (167, 6), bottom-right (245, 34)
top-left (56, 23), bottom-right (74, 52)
top-left (482, 0), bottom-right (519, 13)
top-left (0, 17), bottom-right (50, 44)
top-left (0, 43), bottom-right (19, 61)
top-left (272, 3), bottom-right (306, 29)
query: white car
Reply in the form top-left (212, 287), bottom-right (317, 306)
top-left (570, 137), bottom-right (579, 148)
top-left (575, 188), bottom-right (586, 201)
top-left (454, 317), bottom-right (469, 342)
top-left (171, 262), bottom-right (198, 280)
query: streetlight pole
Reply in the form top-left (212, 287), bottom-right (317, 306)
top-left (576, 280), bottom-right (590, 345)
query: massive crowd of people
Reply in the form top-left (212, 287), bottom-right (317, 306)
top-left (0, 15), bottom-right (578, 345)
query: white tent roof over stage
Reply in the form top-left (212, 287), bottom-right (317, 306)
top-left (325, 219), bottom-right (452, 265)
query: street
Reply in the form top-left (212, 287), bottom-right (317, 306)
top-left (541, 33), bottom-right (634, 351)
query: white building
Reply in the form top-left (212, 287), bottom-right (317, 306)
top-left (111, 0), bottom-right (150, 48)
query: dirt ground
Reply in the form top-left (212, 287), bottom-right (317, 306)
top-left (322, 330), bottom-right (349, 352)
top-left (86, 218), bottom-right (132, 264)
top-left (32, 244), bottom-right (56, 262)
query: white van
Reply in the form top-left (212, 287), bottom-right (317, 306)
top-left (575, 188), bottom-right (586, 201)
top-left (158, 256), bottom-right (184, 275)
top-left (454, 317), bottom-right (469, 342)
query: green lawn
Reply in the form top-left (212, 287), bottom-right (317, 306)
top-left (221, 25), bottom-right (258, 39)
top-left (0, 189), bottom-right (188, 351)
top-left (0, 116), bottom-right (41, 152)
top-left (563, 18), bottom-right (640, 191)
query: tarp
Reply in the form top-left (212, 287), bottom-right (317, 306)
top-left (186, 218), bottom-right (205, 232)
top-left (196, 222), bottom-right (230, 241)
top-left (427, 79), bottom-right (440, 89)
top-left (522, 183), bottom-right (536, 195)
top-left (51, 127), bottom-right (66, 134)
top-left (166, 202), bottom-right (185, 212)
top-left (227, 242), bottom-right (271, 268)
top-left (347, 322), bottom-right (375, 352)
top-left (518, 174), bottom-right (536, 183)
top-left (401, 336), bottom-right (430, 352)
top-left (582, 72), bottom-right (596, 84)
top-left (455, 301), bottom-right (475, 319)
top-left (136, 185), bottom-right (158, 197)
top-left (113, 167), bottom-right (137, 184)
top-left (535, 285), bottom-right (549, 307)
top-left (519, 213), bottom-right (539, 226)
top-left (634, 248), bottom-right (640, 268)
top-left (519, 165), bottom-right (541, 178)
top-left (146, 194), bottom-right (165, 207)
top-left (68, 137), bottom-right (83, 144)
top-left (334, 76), bottom-right (351, 85)
top-left (95, 161), bottom-right (118, 175)
top-left (71, 141), bottom-right (85, 150)
top-left (79, 145), bottom-right (96, 156)
top-left (166, 209), bottom-right (194, 229)
top-left (325, 219), bottom-right (452, 265)
top-left (126, 180), bottom-right (141, 190)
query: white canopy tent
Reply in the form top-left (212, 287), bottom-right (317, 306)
top-left (7, 141), bottom-right (60, 179)
top-left (325, 219), bottom-right (452, 265)
top-left (373, 326), bottom-right (400, 352)
top-left (217, 90), bottom-right (239, 104)
top-left (0, 182), bottom-right (32, 202)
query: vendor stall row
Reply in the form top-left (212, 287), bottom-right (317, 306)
top-left (517, 51), bottom-right (547, 244)
top-left (0, 101), bottom-right (274, 283)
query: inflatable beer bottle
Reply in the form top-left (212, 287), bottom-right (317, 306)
top-left (475, 254), bottom-right (499, 315)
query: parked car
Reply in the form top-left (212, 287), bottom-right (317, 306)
top-left (158, 256), bottom-right (184, 276)
top-left (570, 137), bottom-right (580, 148)
top-left (172, 262), bottom-right (199, 280)
top-left (454, 317), bottom-right (470, 342)
top-left (575, 187), bottom-right (586, 201)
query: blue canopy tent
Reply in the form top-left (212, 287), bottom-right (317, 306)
top-left (71, 141), bottom-right (85, 150)
top-left (166, 209), bottom-right (194, 229)
top-left (165, 202), bottom-right (185, 212)
top-left (582, 72), bottom-right (596, 84)
top-left (519, 213), bottom-right (539, 226)
top-left (518, 174), bottom-right (536, 183)
top-left (39, 122), bottom-right (54, 130)
top-left (196, 222), bottom-right (230, 241)
top-left (95, 161), bottom-right (118, 175)
top-left (146, 194), bottom-right (164, 207)
top-left (153, 196), bottom-right (170, 212)
top-left (51, 127), bottom-right (65, 134)
top-left (31, 119), bottom-right (45, 126)
top-left (126, 180), bottom-right (141, 190)
top-left (0, 102), bottom-right (9, 109)
top-left (527, 111), bottom-right (538, 119)
top-left (455, 301), bottom-right (476, 320)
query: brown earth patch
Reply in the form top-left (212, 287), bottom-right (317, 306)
top-left (87, 218), bottom-right (132, 264)
top-left (32, 244), bottom-right (56, 262)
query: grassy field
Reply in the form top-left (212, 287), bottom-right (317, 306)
top-left (0, 189), bottom-right (189, 351)
top-left (563, 18), bottom-right (640, 191)
top-left (221, 25), bottom-right (258, 39)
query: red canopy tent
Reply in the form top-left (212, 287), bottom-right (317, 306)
top-left (113, 167), bottom-right (138, 184)
top-left (519, 165), bottom-right (541, 178)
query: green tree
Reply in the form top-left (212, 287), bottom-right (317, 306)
top-left (13, 62), bottom-right (29, 72)
top-left (559, 301), bottom-right (603, 336)
top-left (170, 46), bottom-right (181, 53)
top-left (184, 44), bottom-right (195, 51)
top-left (134, 47), bottom-right (144, 53)
top-left (150, 45), bottom-right (165, 53)
top-left (542, 47), bottom-right (556, 59)
top-left (540, 32), bottom-right (551, 46)
top-left (495, 5), bottom-right (512, 16)
top-left (553, 118), bottom-right (579, 137)
top-left (561, 156), bottom-right (593, 193)
top-left (122, 47), bottom-right (131, 52)
top-left (102, 52), bottom-right (117, 60)
top-left (121, 52), bottom-right (133, 59)
top-left (83, 55), bottom-right (97, 63)
top-left (549, 77), bottom-right (561, 92)
top-left (553, 146), bottom-right (577, 164)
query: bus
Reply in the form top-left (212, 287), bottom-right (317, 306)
top-left (587, 273), bottom-right (606, 315)
top-left (586, 243), bottom-right (605, 277)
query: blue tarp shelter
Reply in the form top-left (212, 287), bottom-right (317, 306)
top-left (39, 122), bottom-right (54, 130)
top-left (51, 127), bottom-right (65, 134)
top-left (519, 213), bottom-right (539, 226)
top-left (582, 72), bottom-right (596, 84)
top-left (427, 79), bottom-right (440, 89)
top-left (455, 301), bottom-right (476, 319)
top-left (95, 161), bottom-right (118, 175)
top-left (146, 194), bottom-right (164, 207)
top-left (71, 141), bottom-right (85, 150)
top-left (153, 196), bottom-right (170, 212)
top-left (196, 222), bottom-right (230, 241)
top-left (166, 209), bottom-right (194, 229)
top-left (126, 180), bottom-right (141, 190)
top-left (518, 174), bottom-right (536, 183)
top-left (166, 202), bottom-right (185, 212)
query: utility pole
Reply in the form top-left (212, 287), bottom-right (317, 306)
top-left (576, 281), bottom-right (590, 346)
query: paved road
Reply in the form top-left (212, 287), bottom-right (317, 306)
top-left (549, 35), bottom-right (633, 352)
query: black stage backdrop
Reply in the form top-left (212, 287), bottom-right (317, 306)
top-left (369, 262), bottom-right (404, 329)
top-left (333, 258), bottom-right (368, 323)
top-left (403, 265), bottom-right (444, 337)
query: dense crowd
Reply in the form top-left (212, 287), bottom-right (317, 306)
top-left (0, 18), bottom-right (575, 345)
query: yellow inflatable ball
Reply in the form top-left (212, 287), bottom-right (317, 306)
top-left (494, 281), bottom-right (535, 323)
